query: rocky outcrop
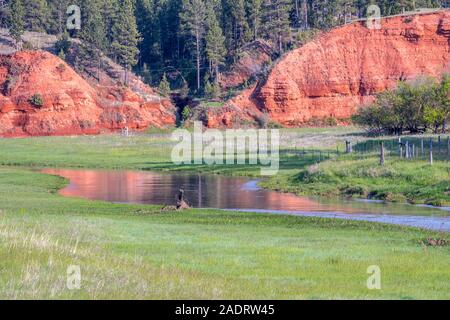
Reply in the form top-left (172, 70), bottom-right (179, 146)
top-left (212, 10), bottom-right (450, 128)
top-left (0, 51), bottom-right (175, 137)
top-left (219, 40), bottom-right (275, 90)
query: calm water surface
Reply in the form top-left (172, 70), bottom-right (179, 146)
top-left (42, 169), bottom-right (450, 232)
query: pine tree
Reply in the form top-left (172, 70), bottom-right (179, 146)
top-left (248, 0), bottom-right (263, 40)
top-left (77, 0), bottom-right (107, 80)
top-left (180, 0), bottom-right (207, 91)
top-left (47, 0), bottom-right (70, 34)
top-left (23, 0), bottom-right (49, 32)
top-left (158, 73), bottom-right (171, 97)
top-left (0, 0), bottom-right (10, 28)
top-left (262, 0), bottom-right (292, 54)
top-left (9, 0), bottom-right (25, 45)
top-left (227, 0), bottom-right (251, 50)
top-left (111, 0), bottom-right (141, 84)
top-left (205, 4), bottom-right (226, 84)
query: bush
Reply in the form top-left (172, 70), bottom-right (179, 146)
top-left (204, 79), bottom-right (221, 99)
top-left (181, 106), bottom-right (191, 122)
top-left (29, 93), bottom-right (44, 107)
top-left (353, 75), bottom-right (449, 135)
top-left (22, 41), bottom-right (35, 51)
top-left (255, 113), bottom-right (269, 128)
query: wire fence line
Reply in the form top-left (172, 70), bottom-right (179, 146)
top-left (284, 136), bottom-right (450, 163)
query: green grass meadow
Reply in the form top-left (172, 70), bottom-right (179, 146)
top-left (0, 130), bottom-right (449, 299)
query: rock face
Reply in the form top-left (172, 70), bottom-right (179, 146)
top-left (0, 51), bottom-right (175, 137)
top-left (211, 10), bottom-right (450, 128)
top-left (219, 40), bottom-right (275, 90)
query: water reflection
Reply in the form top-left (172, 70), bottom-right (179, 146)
top-left (43, 169), bottom-right (449, 217)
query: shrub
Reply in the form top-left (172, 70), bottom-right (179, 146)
top-left (181, 106), bottom-right (191, 122)
top-left (353, 75), bottom-right (449, 135)
top-left (255, 113), bottom-right (269, 128)
top-left (22, 41), bottom-right (35, 51)
top-left (29, 93), bottom-right (44, 107)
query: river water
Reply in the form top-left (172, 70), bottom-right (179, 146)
top-left (42, 169), bottom-right (450, 232)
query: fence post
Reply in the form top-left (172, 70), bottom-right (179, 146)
top-left (421, 139), bottom-right (424, 158)
top-left (429, 139), bottom-right (433, 165)
top-left (345, 141), bottom-right (352, 154)
top-left (438, 136), bottom-right (441, 155)
top-left (447, 136), bottom-right (450, 160)
top-left (405, 141), bottom-right (409, 159)
top-left (412, 144), bottom-right (415, 160)
top-left (380, 142), bottom-right (385, 166)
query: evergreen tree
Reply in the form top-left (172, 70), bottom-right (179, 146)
top-left (23, 0), bottom-right (48, 32)
top-left (225, 0), bottom-right (251, 51)
top-left (248, 0), bottom-right (263, 39)
top-left (0, 0), bottom-right (10, 28)
top-left (262, 0), bottom-right (291, 53)
top-left (158, 73), bottom-right (171, 97)
top-left (9, 0), bottom-right (24, 45)
top-left (111, 0), bottom-right (141, 84)
top-left (77, 0), bottom-right (107, 80)
top-left (47, 0), bottom-right (70, 34)
top-left (180, 0), bottom-right (207, 91)
top-left (205, 4), bottom-right (226, 84)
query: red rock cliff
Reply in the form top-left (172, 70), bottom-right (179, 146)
top-left (212, 10), bottom-right (450, 127)
top-left (0, 51), bottom-right (175, 137)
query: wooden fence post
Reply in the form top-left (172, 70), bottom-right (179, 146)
top-left (447, 136), bottom-right (450, 160)
top-left (345, 141), bottom-right (352, 154)
top-left (405, 141), bottom-right (410, 159)
top-left (380, 142), bottom-right (385, 166)
top-left (438, 136), bottom-right (441, 155)
top-left (421, 139), bottom-right (424, 158)
top-left (429, 139), bottom-right (433, 165)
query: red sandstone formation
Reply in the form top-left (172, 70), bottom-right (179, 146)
top-left (210, 10), bottom-right (450, 128)
top-left (219, 40), bottom-right (274, 90)
top-left (0, 51), bottom-right (175, 137)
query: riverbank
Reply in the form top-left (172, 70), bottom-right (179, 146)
top-left (0, 167), bottom-right (449, 299)
top-left (261, 157), bottom-right (450, 207)
top-left (0, 130), bottom-right (448, 206)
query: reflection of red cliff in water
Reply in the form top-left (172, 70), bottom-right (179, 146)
top-left (42, 168), bottom-right (366, 213)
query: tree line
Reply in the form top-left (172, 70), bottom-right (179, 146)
top-left (2, 0), bottom-right (448, 95)
top-left (352, 76), bottom-right (449, 135)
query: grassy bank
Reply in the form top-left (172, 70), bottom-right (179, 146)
top-left (261, 157), bottom-right (450, 207)
top-left (0, 167), bottom-right (449, 299)
top-left (0, 130), bottom-right (448, 206)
